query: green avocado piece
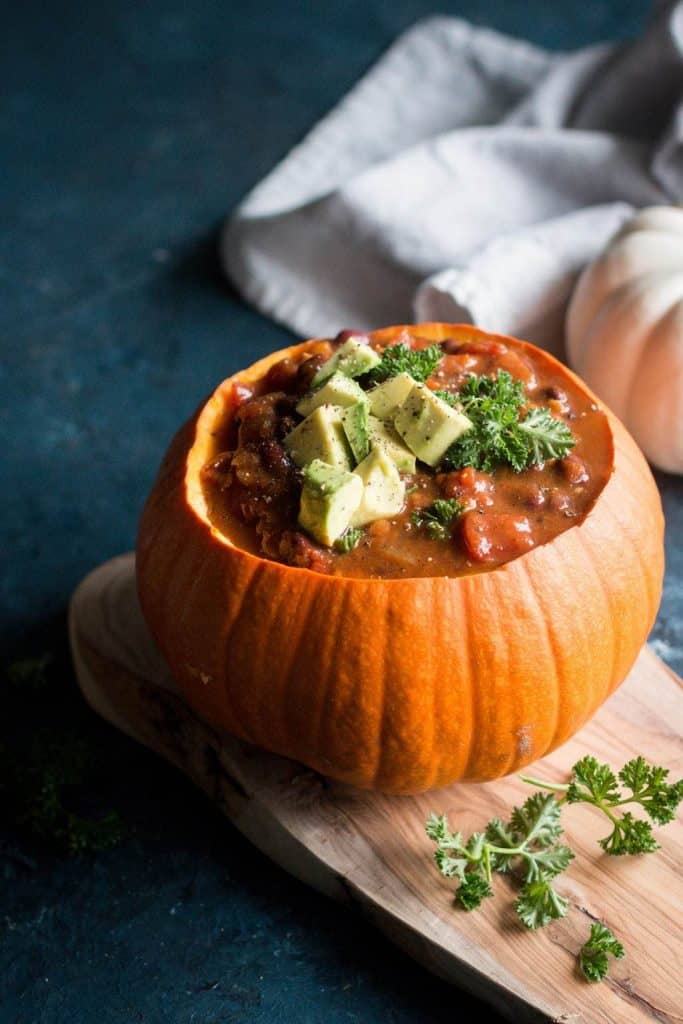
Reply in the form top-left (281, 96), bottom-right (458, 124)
top-left (341, 401), bottom-right (370, 464)
top-left (298, 459), bottom-right (364, 546)
top-left (296, 371), bottom-right (367, 417)
top-left (367, 415), bottom-right (416, 474)
top-left (367, 372), bottom-right (415, 420)
top-left (394, 383), bottom-right (472, 466)
top-left (284, 405), bottom-right (352, 470)
top-left (312, 337), bottom-right (381, 386)
top-left (351, 449), bottom-right (405, 528)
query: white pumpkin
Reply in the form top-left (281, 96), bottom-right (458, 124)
top-left (566, 206), bottom-right (683, 474)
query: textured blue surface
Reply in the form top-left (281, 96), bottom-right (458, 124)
top-left (2, 1), bottom-right (681, 1022)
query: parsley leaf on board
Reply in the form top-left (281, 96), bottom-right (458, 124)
top-left (515, 876), bottom-right (569, 930)
top-left (522, 755), bottom-right (683, 855)
top-left (442, 370), bottom-right (575, 473)
top-left (458, 873), bottom-right (494, 910)
top-left (426, 792), bottom-right (573, 926)
top-left (411, 498), bottom-right (465, 540)
top-left (430, 754), bottom-right (677, 982)
top-left (579, 922), bottom-right (625, 982)
top-left (366, 342), bottom-right (443, 384)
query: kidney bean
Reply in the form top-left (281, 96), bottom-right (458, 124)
top-left (524, 484), bottom-right (546, 508)
top-left (449, 338), bottom-right (508, 357)
top-left (201, 451), bottom-right (234, 488)
top-left (462, 512), bottom-right (535, 563)
top-left (334, 329), bottom-right (369, 346)
top-left (439, 467), bottom-right (495, 506)
top-left (548, 491), bottom-right (572, 513)
top-left (261, 439), bottom-right (294, 475)
top-left (560, 454), bottom-right (589, 484)
top-left (294, 355), bottom-right (325, 394)
top-left (278, 531), bottom-right (334, 574)
top-left (263, 358), bottom-right (299, 394)
top-left (237, 392), bottom-right (297, 446)
top-left (503, 480), bottom-right (546, 509)
top-left (440, 338), bottom-right (461, 355)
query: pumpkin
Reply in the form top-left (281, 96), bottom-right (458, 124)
top-left (566, 205), bottom-right (683, 475)
top-left (136, 323), bottom-right (663, 794)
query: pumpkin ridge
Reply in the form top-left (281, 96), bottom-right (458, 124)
top-left (518, 558), bottom-right (562, 764)
top-left (146, 522), bottom-right (193, 659)
top-left (216, 566), bottom-right (273, 746)
top-left (173, 542), bottom-right (217, 647)
top-left (422, 582), bottom-right (446, 792)
top-left (370, 588), bottom-right (392, 789)
top-left (610, 421), bottom-right (650, 482)
top-left (272, 579), bottom-right (322, 759)
top-left (307, 585), bottom-right (352, 779)
top-left (573, 527), bottom-right (619, 706)
top-left (486, 576), bottom-right (516, 780)
top-left (279, 580), bottom-right (323, 759)
top-left (601, 461), bottom-right (661, 630)
top-left (459, 576), bottom-right (480, 782)
top-left (406, 581), bottom-right (442, 792)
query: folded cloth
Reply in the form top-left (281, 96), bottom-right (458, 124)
top-left (221, 1), bottom-right (683, 354)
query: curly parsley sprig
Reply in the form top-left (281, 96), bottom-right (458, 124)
top-left (334, 527), bottom-right (364, 552)
top-left (442, 370), bottom-right (575, 473)
top-left (366, 342), bottom-right (443, 384)
top-left (521, 755), bottom-right (683, 855)
top-left (426, 791), bottom-right (573, 928)
top-left (411, 498), bottom-right (465, 540)
top-left (429, 754), bottom-right (680, 984)
top-left (579, 922), bottom-right (625, 982)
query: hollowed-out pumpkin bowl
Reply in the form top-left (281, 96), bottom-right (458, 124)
top-left (136, 324), bottom-right (664, 794)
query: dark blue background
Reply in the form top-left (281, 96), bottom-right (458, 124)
top-left (2, 2), bottom-right (681, 1022)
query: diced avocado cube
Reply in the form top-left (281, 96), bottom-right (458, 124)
top-left (351, 449), bottom-right (405, 528)
top-left (394, 383), bottom-right (472, 466)
top-left (284, 405), bottom-right (352, 470)
top-left (296, 371), bottom-right (367, 417)
top-left (367, 415), bottom-right (416, 474)
top-left (367, 372), bottom-right (415, 421)
top-left (299, 459), bottom-right (364, 546)
top-left (312, 337), bottom-right (381, 386)
top-left (341, 402), bottom-right (370, 464)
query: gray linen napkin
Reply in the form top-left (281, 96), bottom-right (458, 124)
top-left (221, 1), bottom-right (683, 353)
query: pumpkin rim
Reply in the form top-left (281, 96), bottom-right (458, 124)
top-left (186, 322), bottom-right (616, 585)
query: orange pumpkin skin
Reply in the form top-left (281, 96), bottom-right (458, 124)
top-left (136, 324), bottom-right (664, 794)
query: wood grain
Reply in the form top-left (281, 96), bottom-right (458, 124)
top-left (69, 554), bottom-right (683, 1024)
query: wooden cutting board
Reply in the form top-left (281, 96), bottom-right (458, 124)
top-left (69, 553), bottom-right (682, 1024)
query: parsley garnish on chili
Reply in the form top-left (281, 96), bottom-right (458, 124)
top-left (334, 527), bottom-right (365, 552)
top-left (412, 499), bottom-right (465, 540)
top-left (441, 370), bottom-right (575, 472)
top-left (366, 342), bottom-right (443, 384)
